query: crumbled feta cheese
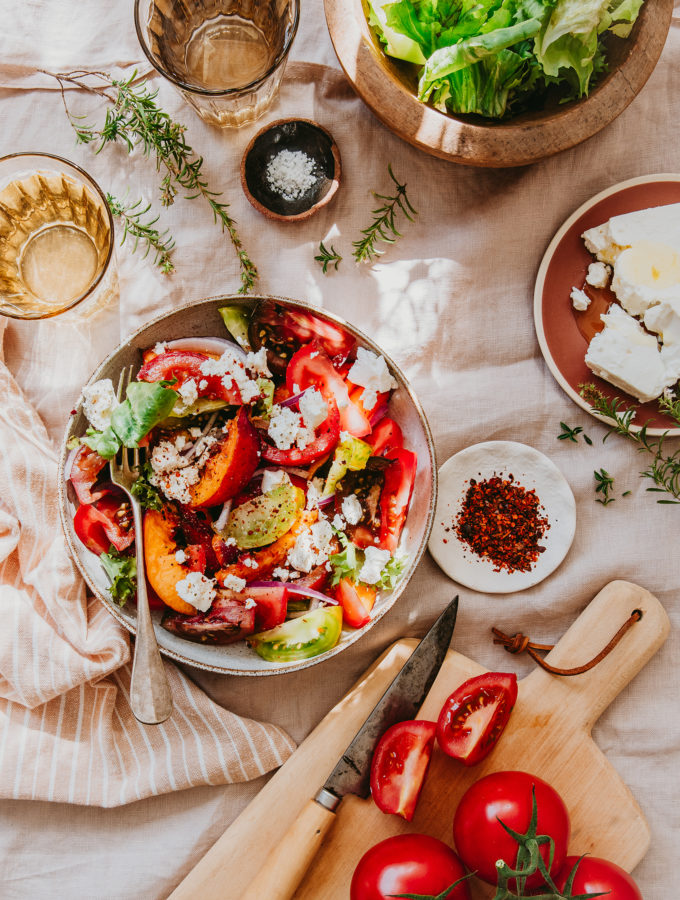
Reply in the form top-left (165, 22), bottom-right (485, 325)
top-left (200, 347), bottom-right (261, 404)
top-left (150, 440), bottom-right (186, 475)
top-left (149, 434), bottom-right (216, 504)
top-left (189, 427), bottom-right (203, 438)
top-left (224, 536), bottom-right (237, 547)
top-left (153, 341), bottom-right (168, 355)
top-left (174, 549), bottom-right (187, 564)
top-left (245, 347), bottom-right (271, 377)
top-left (244, 597), bottom-right (257, 610)
top-left (586, 262), bottom-right (611, 288)
top-left (342, 494), bottom-right (363, 526)
top-left (272, 567), bottom-right (290, 582)
top-left (81, 379), bottom-right (119, 431)
top-left (268, 405), bottom-right (315, 451)
top-left (570, 287), bottom-right (591, 311)
top-left (175, 571), bottom-right (216, 612)
top-left (287, 518), bottom-right (335, 573)
top-left (174, 378), bottom-right (198, 413)
top-left (306, 478), bottom-right (325, 510)
top-left (358, 546), bottom-right (391, 585)
top-left (299, 388), bottom-right (328, 430)
top-left (347, 348), bottom-right (398, 411)
top-left (222, 574), bottom-right (247, 592)
top-left (261, 468), bottom-right (291, 494)
top-left (198, 379), bottom-right (208, 391)
top-left (243, 557), bottom-right (259, 569)
top-left (332, 514), bottom-right (345, 530)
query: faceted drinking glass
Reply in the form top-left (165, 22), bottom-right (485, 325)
top-left (134, 0), bottom-right (300, 128)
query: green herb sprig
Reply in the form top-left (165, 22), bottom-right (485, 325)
top-left (557, 422), bottom-right (592, 444)
top-left (314, 241), bottom-right (342, 273)
top-left (106, 193), bottom-right (175, 274)
top-left (352, 164), bottom-right (417, 264)
top-left (593, 468), bottom-right (615, 505)
top-left (44, 69), bottom-right (257, 292)
top-left (580, 383), bottom-right (680, 504)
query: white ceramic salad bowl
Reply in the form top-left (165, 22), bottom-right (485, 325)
top-left (58, 295), bottom-right (437, 675)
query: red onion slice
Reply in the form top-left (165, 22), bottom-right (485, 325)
top-left (369, 403), bottom-right (388, 427)
top-left (317, 495), bottom-right (334, 509)
top-left (279, 388), bottom-right (309, 409)
top-left (248, 580), bottom-right (339, 606)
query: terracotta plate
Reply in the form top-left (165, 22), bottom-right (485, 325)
top-left (58, 296), bottom-right (436, 676)
top-left (534, 174), bottom-right (680, 436)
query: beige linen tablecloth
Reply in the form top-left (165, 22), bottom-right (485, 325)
top-left (1, 1), bottom-right (679, 898)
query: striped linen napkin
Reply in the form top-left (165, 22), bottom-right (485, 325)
top-left (0, 317), bottom-right (295, 807)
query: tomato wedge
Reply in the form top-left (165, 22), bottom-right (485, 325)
top-left (137, 349), bottom-right (242, 404)
top-left (366, 417), bottom-right (404, 457)
top-left (370, 720), bottom-right (437, 821)
top-left (378, 448), bottom-right (417, 553)
top-left (436, 672), bottom-right (517, 766)
top-left (250, 304), bottom-right (356, 374)
top-left (73, 492), bottom-right (135, 555)
top-left (261, 394), bottom-right (341, 466)
top-left (333, 578), bottom-right (376, 628)
top-left (69, 444), bottom-right (108, 504)
top-left (286, 343), bottom-right (371, 437)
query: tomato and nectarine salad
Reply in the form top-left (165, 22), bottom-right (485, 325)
top-left (65, 302), bottom-right (417, 663)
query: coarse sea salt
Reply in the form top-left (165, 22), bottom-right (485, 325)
top-left (266, 149), bottom-right (318, 201)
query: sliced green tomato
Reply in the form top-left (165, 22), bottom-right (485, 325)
top-left (219, 305), bottom-right (252, 350)
top-left (167, 397), bottom-right (228, 419)
top-left (249, 607), bottom-right (343, 662)
top-left (324, 434), bottom-right (372, 496)
top-left (226, 482), bottom-right (305, 549)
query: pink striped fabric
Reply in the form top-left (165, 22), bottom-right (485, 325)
top-left (0, 320), bottom-right (295, 807)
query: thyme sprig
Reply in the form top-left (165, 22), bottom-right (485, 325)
top-left (580, 383), bottom-right (680, 504)
top-left (314, 240), bottom-right (342, 273)
top-left (44, 69), bottom-right (257, 292)
top-left (557, 422), bottom-right (592, 444)
top-left (106, 193), bottom-right (175, 274)
top-left (593, 468), bottom-right (615, 505)
top-left (352, 163), bottom-right (417, 264)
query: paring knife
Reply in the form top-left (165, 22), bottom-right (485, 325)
top-left (241, 596), bottom-right (459, 900)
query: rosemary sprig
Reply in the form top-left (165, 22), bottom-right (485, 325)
top-left (314, 241), bottom-right (342, 273)
top-left (44, 69), bottom-right (257, 293)
top-left (580, 383), bottom-right (680, 504)
top-left (593, 468), bottom-right (615, 505)
top-left (106, 193), bottom-right (175, 274)
top-left (557, 422), bottom-right (592, 444)
top-left (352, 163), bottom-right (417, 264)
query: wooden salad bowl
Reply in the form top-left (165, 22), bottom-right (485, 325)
top-left (324, 0), bottom-right (673, 167)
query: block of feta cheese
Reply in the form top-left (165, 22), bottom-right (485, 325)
top-left (582, 203), bottom-right (680, 265)
top-left (610, 240), bottom-right (680, 316)
top-left (585, 304), bottom-right (675, 403)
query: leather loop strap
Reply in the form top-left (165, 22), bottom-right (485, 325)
top-left (491, 609), bottom-right (643, 677)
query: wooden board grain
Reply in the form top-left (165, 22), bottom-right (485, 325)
top-left (169, 581), bottom-right (669, 899)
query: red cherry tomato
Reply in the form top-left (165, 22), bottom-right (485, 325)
top-left (351, 834), bottom-right (471, 900)
top-left (555, 856), bottom-right (642, 900)
top-left (137, 349), bottom-right (242, 404)
top-left (452, 770), bottom-right (570, 891)
top-left (370, 720), bottom-right (436, 821)
top-left (260, 393), bottom-right (341, 466)
top-left (436, 672), bottom-right (517, 766)
top-left (333, 578), bottom-right (376, 629)
top-left (366, 417), bottom-right (404, 457)
top-left (286, 342), bottom-right (371, 437)
top-left (73, 492), bottom-right (134, 555)
top-left (378, 448), bottom-right (417, 553)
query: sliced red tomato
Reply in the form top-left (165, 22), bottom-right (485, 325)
top-left (69, 445), bottom-right (108, 505)
top-left (436, 672), bottom-right (517, 766)
top-left (250, 304), bottom-right (356, 374)
top-left (283, 310), bottom-right (356, 361)
top-left (378, 448), bottom-right (417, 553)
top-left (177, 507), bottom-right (220, 572)
top-left (286, 343), bottom-right (371, 437)
top-left (333, 578), bottom-right (376, 628)
top-left (348, 384), bottom-right (390, 420)
top-left (73, 492), bottom-right (134, 555)
top-left (366, 417), bottom-right (403, 457)
top-left (293, 564), bottom-right (330, 593)
top-left (137, 349), bottom-right (242, 404)
top-left (555, 856), bottom-right (642, 900)
top-left (244, 585), bottom-right (289, 631)
top-left (370, 720), bottom-right (437, 821)
top-left (261, 394), bottom-right (341, 466)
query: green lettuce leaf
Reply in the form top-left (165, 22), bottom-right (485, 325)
top-left (110, 381), bottom-right (178, 448)
top-left (100, 549), bottom-right (137, 606)
top-left (82, 426), bottom-right (121, 460)
top-left (434, 47), bottom-right (532, 117)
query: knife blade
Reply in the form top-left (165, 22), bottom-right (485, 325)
top-left (241, 596), bottom-right (459, 900)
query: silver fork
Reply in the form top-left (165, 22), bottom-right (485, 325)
top-left (110, 365), bottom-right (173, 725)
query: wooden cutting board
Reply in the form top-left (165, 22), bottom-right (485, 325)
top-left (169, 581), bottom-right (669, 899)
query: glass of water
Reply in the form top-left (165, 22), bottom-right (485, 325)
top-left (0, 153), bottom-right (117, 320)
top-left (134, 0), bottom-right (300, 128)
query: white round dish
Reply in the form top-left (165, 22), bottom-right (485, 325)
top-left (428, 441), bottom-right (575, 594)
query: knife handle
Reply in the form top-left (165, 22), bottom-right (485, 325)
top-left (240, 797), bottom-right (337, 900)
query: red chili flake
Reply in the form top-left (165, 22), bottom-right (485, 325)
top-left (455, 475), bottom-right (550, 573)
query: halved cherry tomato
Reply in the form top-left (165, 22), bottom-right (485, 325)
top-left (286, 343), bottom-right (371, 437)
top-left (69, 444), bottom-right (107, 504)
top-left (555, 856), bottom-right (642, 900)
top-left (137, 349), bottom-right (242, 404)
top-left (436, 672), bottom-right (517, 766)
top-left (261, 394), bottom-right (341, 466)
top-left (73, 492), bottom-right (134, 555)
top-left (378, 448), bottom-right (417, 553)
top-left (333, 578), bottom-right (376, 628)
top-left (370, 720), bottom-right (437, 821)
top-left (366, 417), bottom-right (403, 457)
top-left (243, 585), bottom-right (288, 631)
